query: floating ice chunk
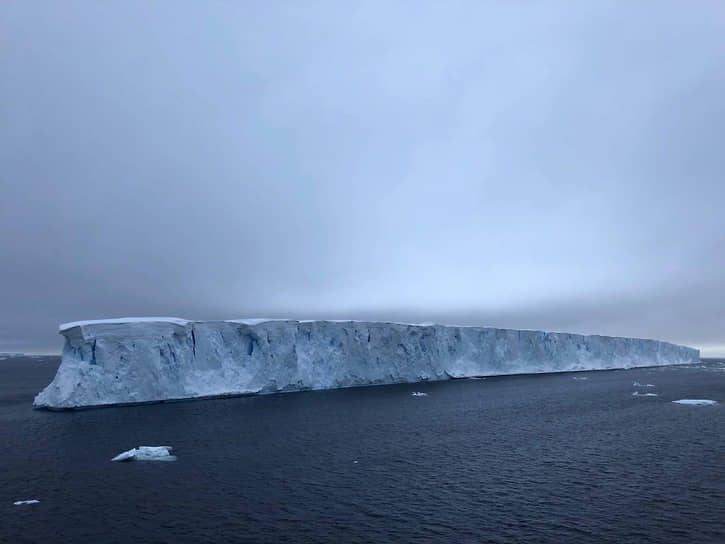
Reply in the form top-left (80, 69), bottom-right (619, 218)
top-left (573, 377), bottom-right (588, 381)
top-left (13, 500), bottom-right (39, 505)
top-left (469, 376), bottom-right (487, 380)
top-left (672, 399), bottom-right (717, 406)
top-left (411, 392), bottom-right (428, 397)
top-left (632, 392), bottom-right (658, 397)
top-left (111, 446), bottom-right (176, 462)
top-left (633, 382), bottom-right (655, 387)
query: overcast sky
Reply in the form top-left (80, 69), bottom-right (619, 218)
top-left (1, 1), bottom-right (724, 355)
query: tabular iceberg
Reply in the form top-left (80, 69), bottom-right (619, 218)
top-left (34, 318), bottom-right (700, 409)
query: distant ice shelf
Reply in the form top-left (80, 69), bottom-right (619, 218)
top-left (34, 318), bottom-right (700, 409)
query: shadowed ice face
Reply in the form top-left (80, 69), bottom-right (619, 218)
top-left (1, 1), bottom-right (724, 355)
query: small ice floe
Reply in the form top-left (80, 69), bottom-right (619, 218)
top-left (632, 392), bottom-right (658, 397)
top-left (573, 376), bottom-right (588, 381)
top-left (410, 392), bottom-right (428, 397)
top-left (633, 382), bottom-right (655, 387)
top-left (111, 446), bottom-right (176, 462)
top-left (13, 500), bottom-right (39, 506)
top-left (469, 377), bottom-right (487, 380)
top-left (672, 399), bottom-right (718, 406)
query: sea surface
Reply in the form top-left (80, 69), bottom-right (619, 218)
top-left (2, 356), bottom-right (725, 543)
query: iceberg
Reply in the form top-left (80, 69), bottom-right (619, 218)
top-left (13, 500), bottom-right (39, 506)
top-left (111, 446), bottom-right (176, 462)
top-left (672, 399), bottom-right (717, 406)
top-left (33, 318), bottom-right (700, 409)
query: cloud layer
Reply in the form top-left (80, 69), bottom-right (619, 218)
top-left (2, 1), bottom-right (724, 354)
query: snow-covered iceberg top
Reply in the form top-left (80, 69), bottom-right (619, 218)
top-left (60, 317), bottom-right (191, 332)
top-left (58, 317), bottom-right (289, 332)
top-left (35, 318), bottom-right (700, 409)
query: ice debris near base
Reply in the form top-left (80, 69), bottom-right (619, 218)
top-left (411, 392), bottom-right (428, 397)
top-left (111, 446), bottom-right (176, 462)
top-left (672, 399), bottom-right (717, 406)
top-left (34, 318), bottom-right (700, 409)
top-left (633, 382), bottom-right (655, 387)
top-left (632, 392), bottom-right (658, 397)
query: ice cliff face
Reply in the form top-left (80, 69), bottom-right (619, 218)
top-left (34, 318), bottom-right (700, 409)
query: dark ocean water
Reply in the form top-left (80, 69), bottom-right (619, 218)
top-left (2, 356), bottom-right (724, 543)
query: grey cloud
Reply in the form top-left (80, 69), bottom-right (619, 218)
top-left (1, 1), bottom-right (724, 355)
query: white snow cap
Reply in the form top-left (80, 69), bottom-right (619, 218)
top-left (60, 317), bottom-right (189, 332)
top-left (224, 318), bottom-right (288, 325)
top-left (60, 317), bottom-right (438, 331)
